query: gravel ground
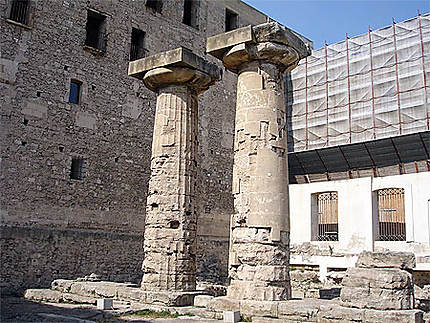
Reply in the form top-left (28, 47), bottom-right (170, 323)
top-left (0, 297), bottom-right (221, 323)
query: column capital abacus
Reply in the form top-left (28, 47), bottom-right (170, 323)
top-left (128, 47), bottom-right (222, 94)
top-left (207, 22), bottom-right (312, 73)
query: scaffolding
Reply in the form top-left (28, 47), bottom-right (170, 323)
top-left (287, 13), bottom-right (430, 152)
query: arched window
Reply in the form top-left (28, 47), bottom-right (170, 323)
top-left (376, 188), bottom-right (405, 241)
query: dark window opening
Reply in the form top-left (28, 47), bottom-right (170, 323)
top-left (85, 10), bottom-right (107, 51)
top-left (36, 91), bottom-right (41, 97)
top-left (23, 118), bottom-right (28, 125)
top-left (9, 0), bottom-right (30, 25)
top-left (183, 0), bottom-right (198, 29)
top-left (146, 0), bottom-right (162, 13)
top-left (225, 9), bottom-right (238, 32)
top-left (59, 146), bottom-right (64, 152)
top-left (70, 157), bottom-right (84, 180)
top-left (69, 80), bottom-right (82, 104)
top-left (130, 28), bottom-right (146, 61)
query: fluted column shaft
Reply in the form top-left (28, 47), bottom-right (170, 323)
top-left (207, 23), bottom-right (311, 301)
top-left (228, 59), bottom-right (290, 301)
top-left (142, 84), bottom-right (199, 291)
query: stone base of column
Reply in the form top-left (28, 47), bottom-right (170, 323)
top-left (138, 290), bottom-right (209, 306)
top-left (26, 279), bottom-right (210, 306)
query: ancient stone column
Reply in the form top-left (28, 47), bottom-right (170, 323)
top-left (207, 24), bottom-right (310, 301)
top-left (128, 48), bottom-right (221, 294)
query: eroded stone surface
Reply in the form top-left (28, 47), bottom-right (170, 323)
top-left (207, 22), bottom-right (310, 302)
top-left (129, 50), bottom-right (221, 296)
top-left (340, 252), bottom-right (415, 311)
top-left (356, 251), bottom-right (416, 270)
top-left (207, 22), bottom-right (311, 72)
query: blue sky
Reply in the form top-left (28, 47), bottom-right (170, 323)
top-left (243, 0), bottom-right (430, 49)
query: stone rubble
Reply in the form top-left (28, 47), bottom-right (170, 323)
top-left (340, 253), bottom-right (415, 310)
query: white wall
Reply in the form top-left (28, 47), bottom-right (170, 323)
top-left (289, 172), bottom-right (430, 270)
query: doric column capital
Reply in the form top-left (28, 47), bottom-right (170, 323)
top-left (207, 22), bottom-right (312, 73)
top-left (143, 67), bottom-right (213, 94)
top-left (128, 47), bottom-right (222, 94)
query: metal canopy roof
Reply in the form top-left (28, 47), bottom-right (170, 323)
top-left (288, 131), bottom-right (430, 182)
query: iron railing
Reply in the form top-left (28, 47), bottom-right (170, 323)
top-left (377, 188), bottom-right (406, 241)
top-left (317, 191), bottom-right (339, 241)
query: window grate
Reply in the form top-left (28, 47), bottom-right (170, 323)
top-left (377, 188), bottom-right (405, 241)
top-left (317, 191), bottom-right (339, 241)
top-left (9, 0), bottom-right (29, 25)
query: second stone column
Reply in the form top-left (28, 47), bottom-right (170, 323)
top-left (129, 48), bottom-right (221, 303)
top-left (207, 24), bottom-right (311, 301)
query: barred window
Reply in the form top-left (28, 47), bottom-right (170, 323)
top-left (377, 188), bottom-right (406, 241)
top-left (314, 191), bottom-right (339, 241)
top-left (9, 0), bottom-right (30, 25)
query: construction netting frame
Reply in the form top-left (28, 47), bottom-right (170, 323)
top-left (287, 13), bottom-right (430, 152)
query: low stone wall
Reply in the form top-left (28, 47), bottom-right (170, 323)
top-left (0, 225), bottom-right (230, 295)
top-left (0, 226), bottom-right (144, 295)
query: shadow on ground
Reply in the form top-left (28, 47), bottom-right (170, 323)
top-left (1, 296), bottom-right (219, 323)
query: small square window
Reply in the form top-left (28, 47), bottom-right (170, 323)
top-left (70, 157), bottom-right (84, 180)
top-left (146, 0), bottom-right (162, 13)
top-left (69, 80), bottom-right (82, 104)
top-left (130, 28), bottom-right (146, 61)
top-left (225, 9), bottom-right (238, 32)
top-left (9, 0), bottom-right (30, 25)
top-left (85, 10), bottom-right (107, 52)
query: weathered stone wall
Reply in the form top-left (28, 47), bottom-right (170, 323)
top-left (0, 0), bottom-right (267, 293)
top-left (0, 226), bottom-right (143, 295)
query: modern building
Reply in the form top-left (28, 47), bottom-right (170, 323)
top-left (287, 14), bottom-right (430, 284)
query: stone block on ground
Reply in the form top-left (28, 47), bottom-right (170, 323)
top-left (194, 295), bottom-right (214, 307)
top-left (239, 300), bottom-right (278, 318)
top-left (340, 285), bottom-right (413, 310)
top-left (363, 308), bottom-right (423, 323)
top-left (356, 251), bottom-right (415, 270)
top-left (206, 296), bottom-right (240, 312)
top-left (24, 289), bottom-right (63, 303)
top-left (278, 298), bottom-right (332, 321)
top-left (318, 304), bottom-right (423, 323)
top-left (340, 266), bottom-right (414, 310)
